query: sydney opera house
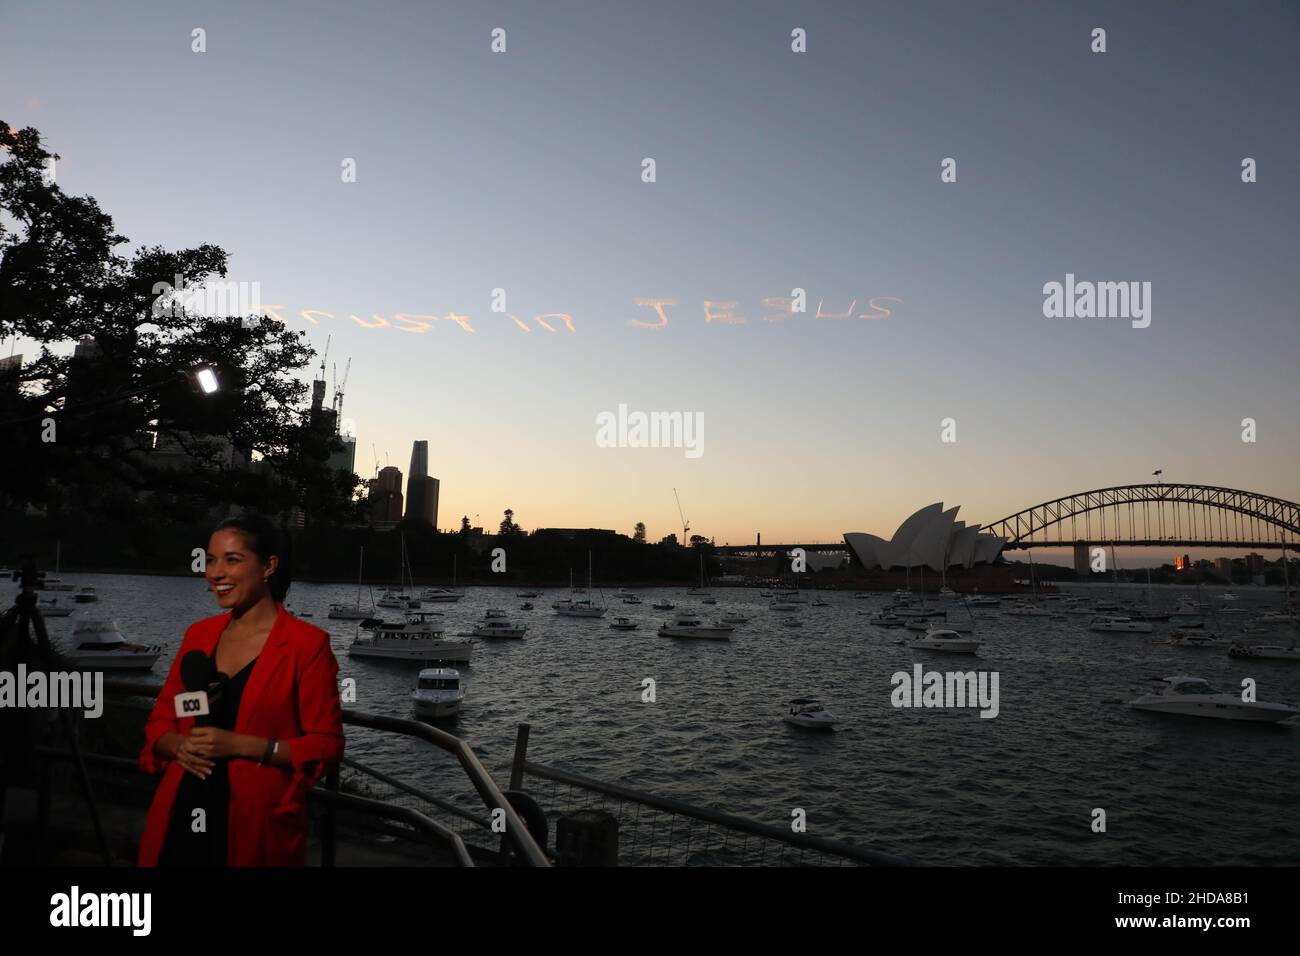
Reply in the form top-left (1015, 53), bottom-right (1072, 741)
top-left (843, 503), bottom-right (1007, 572)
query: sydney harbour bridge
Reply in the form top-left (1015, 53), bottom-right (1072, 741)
top-left (716, 484), bottom-right (1300, 563)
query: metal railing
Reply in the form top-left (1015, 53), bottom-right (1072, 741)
top-left (74, 678), bottom-right (549, 866)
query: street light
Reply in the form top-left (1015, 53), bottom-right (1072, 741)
top-left (194, 367), bottom-right (220, 394)
top-left (0, 365), bottom-right (221, 429)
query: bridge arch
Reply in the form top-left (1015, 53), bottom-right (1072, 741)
top-left (983, 483), bottom-right (1300, 549)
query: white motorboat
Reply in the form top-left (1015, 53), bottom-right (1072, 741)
top-left (411, 668), bottom-right (464, 718)
top-left (516, 591), bottom-right (541, 598)
top-left (376, 589), bottom-right (420, 610)
top-left (519, 602), bottom-right (534, 611)
top-left (853, 592), bottom-right (872, 600)
top-left (1170, 632), bottom-right (1232, 648)
top-left (968, 596), bottom-right (1000, 607)
top-left (652, 600), bottom-right (675, 611)
top-left (938, 587), bottom-right (958, 600)
top-left (1088, 616), bottom-right (1153, 634)
top-left (553, 598), bottom-right (607, 618)
top-left (782, 618), bottom-right (804, 628)
top-left (623, 596), bottom-right (643, 605)
top-left (472, 610), bottom-right (527, 638)
top-left (609, 617), bottom-right (639, 631)
top-left (720, 615), bottom-right (750, 625)
top-left (869, 612), bottom-right (906, 628)
top-left (770, 601), bottom-right (800, 611)
top-left (349, 612), bottom-right (474, 662)
top-left (1129, 676), bottom-right (1298, 722)
top-left (658, 614), bottom-right (734, 640)
top-left (37, 597), bottom-right (74, 617)
top-left (64, 619), bottom-right (162, 670)
top-left (810, 599), bottom-right (829, 607)
top-left (419, 587), bottom-right (464, 603)
top-left (73, 586), bottom-right (97, 603)
top-left (783, 698), bottom-right (835, 730)
top-left (908, 627), bottom-right (981, 654)
top-left (1228, 643), bottom-right (1300, 662)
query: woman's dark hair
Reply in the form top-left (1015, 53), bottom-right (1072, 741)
top-left (212, 514), bottom-right (293, 604)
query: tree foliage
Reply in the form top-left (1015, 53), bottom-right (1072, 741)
top-left (0, 122), bottom-right (358, 521)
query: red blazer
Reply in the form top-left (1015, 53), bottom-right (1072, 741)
top-left (137, 604), bottom-right (345, 866)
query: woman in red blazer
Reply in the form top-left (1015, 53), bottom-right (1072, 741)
top-left (138, 515), bottom-right (345, 866)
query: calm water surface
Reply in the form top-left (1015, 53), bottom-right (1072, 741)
top-left (20, 574), bottom-right (1299, 865)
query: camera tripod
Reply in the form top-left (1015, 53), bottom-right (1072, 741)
top-left (0, 558), bottom-right (113, 865)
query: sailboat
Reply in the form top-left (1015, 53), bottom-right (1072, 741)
top-left (687, 552), bottom-right (715, 602)
top-left (330, 547), bottom-right (374, 619)
top-left (376, 536), bottom-right (421, 609)
top-left (41, 540), bottom-right (75, 591)
top-left (1006, 551), bottom-right (1052, 617)
top-left (1137, 565), bottom-right (1169, 621)
top-left (554, 552), bottom-right (607, 618)
top-left (420, 554), bottom-right (465, 603)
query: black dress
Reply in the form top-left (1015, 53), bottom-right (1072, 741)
top-left (159, 653), bottom-right (258, 867)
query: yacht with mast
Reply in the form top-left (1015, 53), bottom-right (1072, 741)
top-left (376, 536), bottom-right (420, 609)
top-left (330, 546), bottom-right (374, 619)
top-left (553, 553), bottom-right (607, 618)
top-left (420, 554), bottom-right (465, 603)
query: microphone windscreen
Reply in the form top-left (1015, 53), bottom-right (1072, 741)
top-left (180, 650), bottom-right (216, 691)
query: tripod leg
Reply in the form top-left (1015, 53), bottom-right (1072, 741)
top-left (29, 606), bottom-right (115, 866)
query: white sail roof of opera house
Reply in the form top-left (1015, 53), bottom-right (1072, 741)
top-left (843, 503), bottom-right (1007, 571)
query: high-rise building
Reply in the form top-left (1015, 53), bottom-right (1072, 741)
top-left (369, 465), bottom-right (404, 526)
top-left (409, 440), bottom-right (428, 480)
top-left (406, 475), bottom-right (438, 527)
top-left (404, 441), bottom-right (439, 526)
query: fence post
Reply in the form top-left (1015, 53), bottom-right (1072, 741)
top-left (321, 765), bottom-right (338, 867)
top-left (509, 723), bottom-right (530, 791)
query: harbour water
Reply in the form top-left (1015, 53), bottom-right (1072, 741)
top-left (17, 574), bottom-right (1299, 865)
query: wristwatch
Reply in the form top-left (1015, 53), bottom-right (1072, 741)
top-left (261, 738), bottom-right (278, 765)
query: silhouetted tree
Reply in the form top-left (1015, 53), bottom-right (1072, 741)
top-left (0, 122), bottom-right (355, 520)
top-left (633, 521), bottom-right (646, 543)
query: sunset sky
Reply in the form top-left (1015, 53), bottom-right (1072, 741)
top-left (3, 0), bottom-right (1297, 561)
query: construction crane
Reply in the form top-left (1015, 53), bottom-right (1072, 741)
top-left (673, 488), bottom-right (689, 547)
top-left (332, 357), bottom-right (351, 424)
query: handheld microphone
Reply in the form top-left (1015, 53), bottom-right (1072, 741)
top-left (175, 650), bottom-right (218, 725)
